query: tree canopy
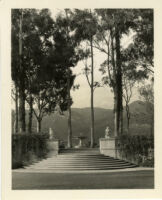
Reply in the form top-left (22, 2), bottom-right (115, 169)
top-left (11, 8), bottom-right (154, 140)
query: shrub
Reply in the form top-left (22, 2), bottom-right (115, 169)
top-left (116, 134), bottom-right (154, 167)
top-left (12, 133), bottom-right (49, 169)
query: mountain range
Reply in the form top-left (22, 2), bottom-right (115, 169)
top-left (12, 100), bottom-right (153, 145)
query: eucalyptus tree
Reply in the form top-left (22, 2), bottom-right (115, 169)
top-left (11, 9), bottom-right (74, 135)
top-left (28, 76), bottom-right (70, 133)
top-left (12, 9), bottom-right (55, 133)
top-left (91, 9), bottom-right (153, 137)
top-left (139, 81), bottom-right (154, 135)
top-left (23, 9), bottom-right (77, 134)
top-left (11, 83), bottom-right (19, 133)
top-left (121, 43), bottom-right (150, 134)
top-left (122, 74), bottom-right (135, 134)
top-left (23, 9), bottom-right (54, 133)
top-left (129, 9), bottom-right (154, 74)
top-left (122, 65), bottom-right (145, 134)
top-left (70, 9), bottom-right (98, 147)
top-left (92, 9), bottom-right (136, 136)
top-left (120, 9), bottom-right (153, 133)
top-left (12, 9), bottom-right (28, 132)
top-left (53, 10), bottom-right (82, 147)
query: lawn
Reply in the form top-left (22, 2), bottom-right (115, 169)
top-left (12, 170), bottom-right (154, 190)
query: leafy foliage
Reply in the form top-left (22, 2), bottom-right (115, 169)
top-left (12, 133), bottom-right (49, 169)
top-left (11, 9), bottom-right (154, 139)
top-left (125, 9), bottom-right (153, 73)
top-left (139, 82), bottom-right (154, 104)
top-left (12, 9), bottom-right (82, 133)
top-left (117, 134), bottom-right (154, 166)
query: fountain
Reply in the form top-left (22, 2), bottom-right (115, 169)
top-left (73, 133), bottom-right (87, 148)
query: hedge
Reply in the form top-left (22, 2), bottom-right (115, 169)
top-left (12, 133), bottom-right (49, 169)
top-left (116, 135), bottom-right (154, 167)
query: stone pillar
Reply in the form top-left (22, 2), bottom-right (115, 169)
top-left (49, 127), bottom-right (54, 140)
top-left (47, 128), bottom-right (59, 155)
top-left (47, 139), bottom-right (60, 155)
top-left (99, 138), bottom-right (117, 158)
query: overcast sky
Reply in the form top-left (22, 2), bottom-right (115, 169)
top-left (70, 46), bottom-right (139, 109)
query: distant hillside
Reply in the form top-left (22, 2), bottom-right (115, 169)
top-left (12, 100), bottom-right (154, 144)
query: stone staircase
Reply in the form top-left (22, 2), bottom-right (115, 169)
top-left (23, 148), bottom-right (137, 171)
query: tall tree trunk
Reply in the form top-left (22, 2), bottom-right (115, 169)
top-left (19, 86), bottom-right (26, 133)
top-left (90, 35), bottom-right (95, 148)
top-left (65, 9), bottom-right (73, 148)
top-left (28, 95), bottom-right (33, 133)
top-left (15, 84), bottom-right (19, 133)
top-left (115, 28), bottom-right (123, 136)
top-left (126, 103), bottom-right (130, 134)
top-left (67, 105), bottom-right (72, 148)
top-left (18, 10), bottom-right (26, 133)
top-left (36, 99), bottom-right (42, 133)
top-left (36, 118), bottom-right (42, 133)
top-left (67, 69), bottom-right (72, 148)
top-left (111, 30), bottom-right (119, 138)
top-left (120, 99), bottom-right (123, 135)
top-left (113, 88), bottom-right (118, 137)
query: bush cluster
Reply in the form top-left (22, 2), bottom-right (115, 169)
top-left (12, 133), bottom-right (49, 169)
top-left (116, 134), bottom-right (154, 167)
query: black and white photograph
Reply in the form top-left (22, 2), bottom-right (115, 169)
top-left (11, 8), bottom-right (154, 190)
top-left (2, 0), bottom-right (162, 199)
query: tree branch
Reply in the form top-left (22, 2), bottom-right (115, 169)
top-left (91, 43), bottom-right (108, 55)
top-left (32, 107), bottom-right (39, 120)
top-left (82, 58), bottom-right (91, 87)
top-left (85, 72), bottom-right (91, 87)
top-left (11, 88), bottom-right (16, 101)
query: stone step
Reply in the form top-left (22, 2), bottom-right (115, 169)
top-left (26, 164), bottom-right (135, 169)
top-left (23, 149), bottom-right (138, 171)
top-left (57, 154), bottom-right (110, 157)
top-left (47, 154), bottom-right (116, 158)
top-left (30, 158), bottom-right (129, 163)
top-left (47, 158), bottom-right (126, 161)
top-left (27, 159), bottom-right (133, 165)
top-left (26, 165), bottom-right (137, 170)
top-left (30, 160), bottom-right (129, 165)
top-left (59, 149), bottom-right (100, 153)
top-left (32, 158), bottom-right (128, 164)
